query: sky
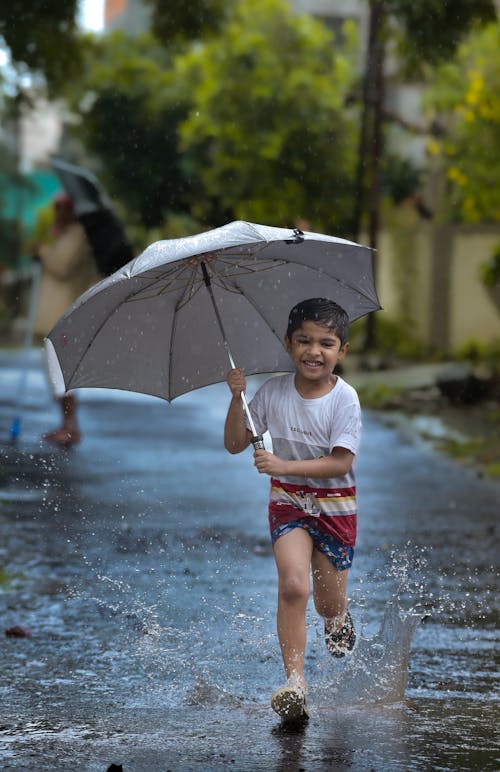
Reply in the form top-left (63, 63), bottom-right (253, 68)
top-left (80, 0), bottom-right (105, 31)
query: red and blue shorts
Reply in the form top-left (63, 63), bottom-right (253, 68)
top-left (270, 517), bottom-right (354, 571)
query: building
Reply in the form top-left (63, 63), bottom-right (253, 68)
top-left (104, 0), bottom-right (151, 33)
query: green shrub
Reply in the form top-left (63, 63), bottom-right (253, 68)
top-left (480, 243), bottom-right (500, 288)
top-left (355, 382), bottom-right (404, 409)
top-left (350, 316), bottom-right (433, 360)
top-left (455, 339), bottom-right (500, 372)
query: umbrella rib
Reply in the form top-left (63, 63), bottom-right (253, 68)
top-left (167, 306), bottom-right (177, 401)
top-left (210, 249), bottom-right (378, 307)
top-left (166, 267), bottom-right (205, 400)
top-left (63, 268), bottom-right (191, 387)
top-left (278, 253), bottom-right (379, 305)
top-left (206, 240), bottom-right (377, 305)
top-left (231, 281), bottom-right (286, 349)
top-left (252, 254), bottom-right (379, 307)
top-left (125, 262), bottom-right (195, 301)
top-left (220, 255), bottom-right (378, 312)
top-left (64, 303), bottom-right (126, 388)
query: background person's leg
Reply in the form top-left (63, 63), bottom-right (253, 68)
top-left (42, 393), bottom-right (81, 446)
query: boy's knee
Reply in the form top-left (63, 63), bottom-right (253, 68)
top-left (278, 573), bottom-right (310, 605)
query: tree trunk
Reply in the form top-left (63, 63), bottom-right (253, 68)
top-left (363, 0), bottom-right (385, 352)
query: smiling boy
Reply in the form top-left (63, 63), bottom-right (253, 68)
top-left (225, 298), bottom-right (361, 722)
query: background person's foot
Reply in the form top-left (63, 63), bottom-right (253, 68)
top-left (41, 427), bottom-right (81, 447)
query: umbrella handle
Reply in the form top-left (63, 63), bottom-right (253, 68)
top-left (240, 389), bottom-right (260, 440)
top-left (223, 341), bottom-right (259, 438)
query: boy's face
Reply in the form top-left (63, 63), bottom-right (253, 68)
top-left (285, 320), bottom-right (349, 385)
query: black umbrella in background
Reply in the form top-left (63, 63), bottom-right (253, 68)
top-left (51, 157), bottom-right (134, 276)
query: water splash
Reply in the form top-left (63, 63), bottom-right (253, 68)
top-left (313, 599), bottom-right (424, 706)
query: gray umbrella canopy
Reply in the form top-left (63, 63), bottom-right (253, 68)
top-left (46, 220), bottom-right (381, 403)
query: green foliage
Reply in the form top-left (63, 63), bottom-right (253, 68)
top-left (423, 21), bottom-right (500, 223)
top-left (175, 0), bottom-right (359, 232)
top-left (0, 216), bottom-right (21, 268)
top-left (455, 338), bottom-right (500, 372)
top-left (433, 435), bottom-right (500, 477)
top-left (0, 0), bottom-right (82, 93)
top-left (387, 0), bottom-right (496, 74)
top-left (30, 203), bottom-right (55, 248)
top-left (65, 32), bottom-right (195, 228)
top-left (480, 243), bottom-right (500, 287)
top-left (354, 381), bottom-right (405, 410)
top-left (66, 2), bottom-right (360, 234)
top-left (127, 212), bottom-right (205, 255)
top-left (362, 316), bottom-right (431, 360)
top-left (381, 155), bottom-right (422, 205)
top-left (143, 0), bottom-right (226, 42)
top-left (0, 142), bottom-right (35, 267)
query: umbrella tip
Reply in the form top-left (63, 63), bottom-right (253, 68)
top-left (285, 228), bottom-right (304, 244)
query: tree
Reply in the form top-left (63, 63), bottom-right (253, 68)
top-left (0, 0), bottom-right (82, 93)
top-left (67, 0), bottom-right (360, 236)
top-left (0, 140), bottom-right (33, 268)
top-left (423, 20), bottom-right (500, 223)
top-left (352, 0), bottom-right (497, 348)
top-left (387, 0), bottom-right (496, 72)
top-left (175, 0), bottom-right (359, 232)
top-left (63, 31), bottom-right (195, 229)
top-left (143, 0), bottom-right (226, 42)
top-left (0, 2), bottom-right (85, 268)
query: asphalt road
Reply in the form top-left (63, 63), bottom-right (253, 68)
top-left (0, 349), bottom-right (498, 771)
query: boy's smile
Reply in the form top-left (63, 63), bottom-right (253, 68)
top-left (285, 320), bottom-right (348, 395)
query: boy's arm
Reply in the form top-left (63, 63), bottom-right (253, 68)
top-left (224, 368), bottom-right (253, 454)
top-left (253, 446), bottom-right (354, 478)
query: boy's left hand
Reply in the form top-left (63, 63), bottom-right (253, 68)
top-left (253, 449), bottom-right (286, 476)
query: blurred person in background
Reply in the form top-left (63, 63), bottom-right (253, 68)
top-left (34, 193), bottom-right (100, 447)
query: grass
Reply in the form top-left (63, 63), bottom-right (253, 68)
top-left (355, 382), bottom-right (406, 410)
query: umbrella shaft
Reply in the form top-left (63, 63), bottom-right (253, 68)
top-left (201, 261), bottom-right (258, 438)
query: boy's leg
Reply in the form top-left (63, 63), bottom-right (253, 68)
top-left (311, 550), bottom-right (355, 656)
top-left (311, 549), bottom-right (348, 623)
top-left (273, 527), bottom-right (314, 691)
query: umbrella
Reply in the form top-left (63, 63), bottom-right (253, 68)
top-left (45, 220), bottom-right (381, 438)
top-left (51, 157), bottom-right (134, 276)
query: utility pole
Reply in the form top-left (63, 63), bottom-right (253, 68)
top-left (364, 0), bottom-right (385, 351)
top-left (352, 0), bottom-right (385, 352)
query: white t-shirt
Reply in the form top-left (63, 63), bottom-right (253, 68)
top-left (247, 373), bottom-right (361, 546)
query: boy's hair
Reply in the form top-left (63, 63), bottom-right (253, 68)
top-left (286, 298), bottom-right (350, 346)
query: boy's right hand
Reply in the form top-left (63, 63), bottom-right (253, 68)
top-left (226, 367), bottom-right (246, 399)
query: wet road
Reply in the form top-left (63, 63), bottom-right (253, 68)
top-left (0, 349), bottom-right (498, 771)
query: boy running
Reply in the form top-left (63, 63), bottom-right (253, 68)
top-left (224, 298), bottom-right (360, 722)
